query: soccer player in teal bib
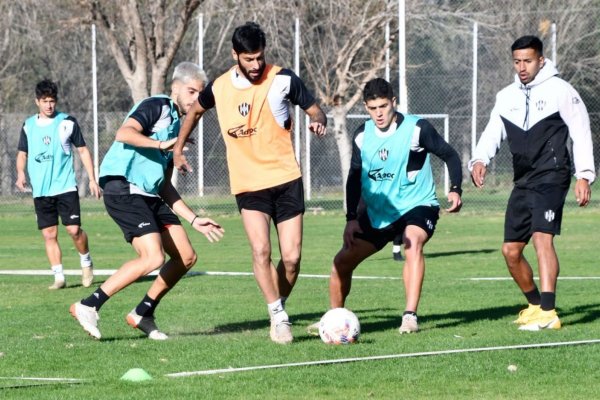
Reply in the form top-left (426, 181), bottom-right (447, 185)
top-left (16, 80), bottom-right (100, 290)
top-left (312, 78), bottom-right (463, 335)
top-left (70, 62), bottom-right (224, 340)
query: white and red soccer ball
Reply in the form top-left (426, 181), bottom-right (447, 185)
top-left (318, 308), bottom-right (360, 344)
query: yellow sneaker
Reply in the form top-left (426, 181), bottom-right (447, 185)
top-left (518, 309), bottom-right (561, 331)
top-left (513, 304), bottom-right (541, 324)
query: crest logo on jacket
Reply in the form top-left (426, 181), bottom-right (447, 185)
top-left (379, 148), bottom-right (389, 161)
top-left (238, 103), bottom-right (250, 117)
top-left (42, 135), bottom-right (51, 145)
top-left (535, 100), bottom-right (546, 111)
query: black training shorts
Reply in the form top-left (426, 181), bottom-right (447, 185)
top-left (355, 205), bottom-right (440, 251)
top-left (504, 183), bottom-right (569, 243)
top-left (103, 194), bottom-right (181, 243)
top-left (34, 191), bottom-right (81, 230)
top-left (235, 177), bottom-right (305, 225)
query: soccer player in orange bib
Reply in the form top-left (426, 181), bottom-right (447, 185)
top-left (174, 22), bottom-right (327, 344)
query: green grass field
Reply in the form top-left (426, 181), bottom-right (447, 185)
top-left (1, 207), bottom-right (599, 399)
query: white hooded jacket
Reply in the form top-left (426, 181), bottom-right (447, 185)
top-left (469, 59), bottom-right (595, 186)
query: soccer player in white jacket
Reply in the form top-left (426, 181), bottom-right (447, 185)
top-left (469, 35), bottom-right (595, 331)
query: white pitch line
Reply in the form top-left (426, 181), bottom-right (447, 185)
top-left (467, 276), bottom-right (600, 281)
top-left (166, 338), bottom-right (600, 378)
top-left (0, 377), bottom-right (84, 382)
top-left (0, 269), bottom-right (399, 280)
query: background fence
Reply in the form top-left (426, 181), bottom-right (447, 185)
top-left (1, 6), bottom-right (598, 215)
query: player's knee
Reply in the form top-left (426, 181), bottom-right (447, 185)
top-left (251, 245), bottom-right (271, 265)
top-left (65, 226), bottom-right (82, 239)
top-left (332, 253), bottom-right (354, 276)
top-left (182, 250), bottom-right (197, 269)
top-left (502, 243), bottom-right (520, 262)
top-left (41, 229), bottom-right (58, 242)
top-left (141, 252), bottom-right (165, 271)
top-left (280, 252), bottom-right (301, 270)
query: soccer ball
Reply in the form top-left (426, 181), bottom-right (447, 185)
top-left (318, 308), bottom-right (360, 344)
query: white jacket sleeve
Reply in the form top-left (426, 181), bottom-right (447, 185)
top-left (558, 83), bottom-right (596, 183)
top-left (468, 94), bottom-right (506, 171)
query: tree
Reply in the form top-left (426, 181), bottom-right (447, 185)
top-left (78, 0), bottom-right (204, 102)
top-left (298, 0), bottom-right (396, 203)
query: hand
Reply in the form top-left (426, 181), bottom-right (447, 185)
top-left (342, 219), bottom-right (362, 249)
top-left (158, 138), bottom-right (179, 152)
top-left (174, 152), bottom-right (192, 175)
top-left (309, 122), bottom-right (327, 137)
top-left (191, 217), bottom-right (225, 243)
top-left (574, 178), bottom-right (591, 207)
top-left (470, 162), bottom-right (487, 188)
top-left (446, 192), bottom-right (462, 213)
top-left (88, 180), bottom-right (102, 199)
top-left (15, 174), bottom-right (27, 192)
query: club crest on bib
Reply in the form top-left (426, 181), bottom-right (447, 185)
top-left (379, 148), bottom-right (389, 161)
top-left (238, 102), bottom-right (250, 117)
top-left (42, 135), bottom-right (51, 145)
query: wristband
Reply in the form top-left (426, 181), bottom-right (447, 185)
top-left (190, 215), bottom-right (199, 225)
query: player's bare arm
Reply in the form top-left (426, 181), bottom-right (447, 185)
top-left (77, 146), bottom-right (101, 199)
top-left (15, 151), bottom-right (28, 192)
top-left (173, 101), bottom-right (207, 174)
top-left (115, 118), bottom-right (168, 150)
top-left (160, 165), bottom-right (224, 243)
top-left (305, 103), bottom-right (327, 137)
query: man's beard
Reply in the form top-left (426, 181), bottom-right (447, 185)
top-left (238, 61), bottom-right (266, 83)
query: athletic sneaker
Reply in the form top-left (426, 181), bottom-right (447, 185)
top-left (48, 280), bottom-right (66, 290)
top-left (513, 304), bottom-right (541, 324)
top-left (270, 320), bottom-right (293, 344)
top-left (399, 313), bottom-right (419, 334)
top-left (81, 266), bottom-right (94, 288)
top-left (393, 251), bottom-right (404, 262)
top-left (70, 302), bottom-right (101, 339)
top-left (306, 321), bottom-right (320, 336)
top-left (518, 309), bottom-right (561, 331)
top-left (126, 309), bottom-right (168, 340)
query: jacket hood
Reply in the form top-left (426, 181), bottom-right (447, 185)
top-left (513, 58), bottom-right (559, 87)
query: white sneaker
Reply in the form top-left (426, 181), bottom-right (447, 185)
top-left (81, 266), bottom-right (94, 288)
top-left (48, 280), bottom-right (66, 290)
top-left (270, 320), bottom-right (293, 344)
top-left (306, 321), bottom-right (320, 336)
top-left (70, 302), bottom-right (101, 339)
top-left (126, 309), bottom-right (168, 340)
top-left (399, 313), bottom-right (419, 334)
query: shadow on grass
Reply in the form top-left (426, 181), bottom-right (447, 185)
top-left (367, 248), bottom-right (497, 262)
top-left (101, 303), bottom-right (600, 341)
top-left (563, 302), bottom-right (600, 325)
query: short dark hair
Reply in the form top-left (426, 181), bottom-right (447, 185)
top-left (35, 79), bottom-right (58, 100)
top-left (511, 35), bottom-right (544, 56)
top-left (232, 22), bottom-right (266, 54)
top-left (363, 78), bottom-right (395, 102)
